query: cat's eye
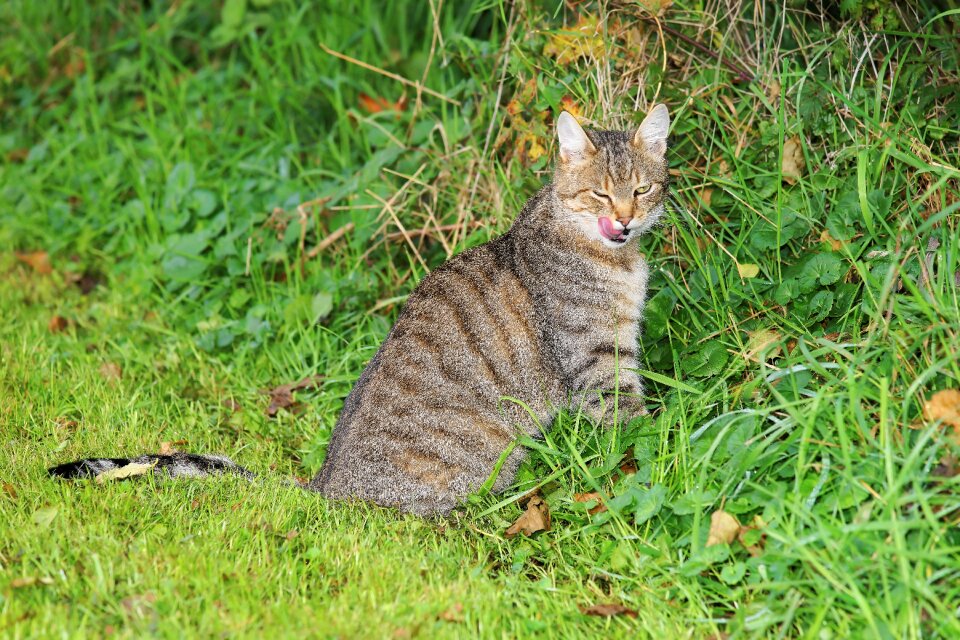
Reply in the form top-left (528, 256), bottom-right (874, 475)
top-left (591, 190), bottom-right (611, 200)
top-left (634, 184), bottom-right (653, 197)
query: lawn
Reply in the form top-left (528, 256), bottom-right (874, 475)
top-left (2, 0), bottom-right (960, 637)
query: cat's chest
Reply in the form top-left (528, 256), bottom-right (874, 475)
top-left (599, 258), bottom-right (649, 318)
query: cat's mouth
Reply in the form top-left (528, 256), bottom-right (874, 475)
top-left (598, 217), bottom-right (630, 244)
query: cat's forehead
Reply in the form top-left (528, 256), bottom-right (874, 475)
top-left (586, 129), bottom-right (664, 181)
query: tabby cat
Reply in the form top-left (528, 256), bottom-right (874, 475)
top-left (50, 105), bottom-right (671, 517)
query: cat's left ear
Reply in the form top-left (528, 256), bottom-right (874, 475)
top-left (557, 111), bottom-right (596, 163)
top-left (633, 104), bottom-right (670, 156)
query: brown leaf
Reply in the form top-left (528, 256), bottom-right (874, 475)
top-left (158, 440), bottom-right (187, 455)
top-left (358, 93), bottom-right (407, 114)
top-left (706, 510), bottom-right (741, 547)
top-left (6, 148), bottom-right (29, 163)
top-left (48, 315), bottom-right (71, 333)
top-left (285, 529), bottom-right (299, 541)
top-left (99, 362), bottom-right (122, 382)
top-left (573, 492), bottom-right (607, 515)
top-left (505, 495), bottom-right (551, 538)
top-left (781, 136), bottom-right (805, 185)
top-left (438, 602), bottom-right (464, 622)
top-left (636, 0), bottom-right (673, 16)
top-left (2, 483), bottom-right (17, 500)
top-left (15, 251), bottom-right (52, 275)
top-left (923, 390), bottom-right (960, 441)
top-left (10, 576), bottom-right (54, 588)
top-left (745, 329), bottom-right (781, 361)
top-left (261, 375), bottom-right (324, 418)
top-left (579, 603), bottom-right (638, 618)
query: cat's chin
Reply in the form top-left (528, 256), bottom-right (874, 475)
top-left (598, 235), bottom-right (634, 249)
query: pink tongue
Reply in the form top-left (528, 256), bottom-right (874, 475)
top-left (598, 217), bottom-right (622, 240)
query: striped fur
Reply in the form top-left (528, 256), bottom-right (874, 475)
top-left (50, 106), bottom-right (670, 517)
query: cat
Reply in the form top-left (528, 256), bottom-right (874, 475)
top-left (49, 105), bottom-right (671, 517)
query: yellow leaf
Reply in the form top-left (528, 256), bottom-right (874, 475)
top-left (782, 136), bottom-right (804, 185)
top-left (706, 510), bottom-right (740, 547)
top-left (543, 15), bottom-right (604, 66)
top-left (746, 329), bottom-right (781, 361)
top-left (737, 263), bottom-right (760, 278)
top-left (95, 460), bottom-right (158, 484)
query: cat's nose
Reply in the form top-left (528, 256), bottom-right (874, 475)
top-left (617, 216), bottom-right (632, 228)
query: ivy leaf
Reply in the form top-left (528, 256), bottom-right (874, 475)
top-left (774, 279), bottom-right (800, 305)
top-left (805, 290), bottom-right (834, 323)
top-left (644, 290), bottom-right (675, 339)
top-left (826, 190), bottom-right (861, 241)
top-left (682, 341), bottom-right (729, 378)
top-left (798, 253), bottom-right (844, 292)
top-left (748, 209), bottom-right (809, 251)
top-left (633, 483), bottom-right (667, 525)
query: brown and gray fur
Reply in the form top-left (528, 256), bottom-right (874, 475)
top-left (50, 105), bottom-right (671, 518)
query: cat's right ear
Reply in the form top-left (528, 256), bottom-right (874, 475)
top-left (556, 111), bottom-right (596, 163)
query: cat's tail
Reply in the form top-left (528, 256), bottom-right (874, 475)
top-left (48, 452), bottom-right (255, 481)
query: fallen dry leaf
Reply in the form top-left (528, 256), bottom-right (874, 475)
top-left (95, 460), bottom-right (158, 484)
top-left (781, 136), bottom-right (805, 185)
top-left (706, 509), bottom-right (741, 547)
top-left (579, 603), bottom-right (638, 618)
top-left (99, 362), bottom-right (122, 382)
top-left (573, 492), bottom-right (607, 515)
top-left (746, 329), bottom-right (781, 361)
top-left (285, 529), bottom-right (299, 541)
top-left (820, 229), bottom-right (844, 251)
top-left (261, 375), bottom-right (324, 418)
top-left (158, 440), bottom-right (187, 455)
top-left (48, 315), bottom-right (71, 333)
top-left (10, 576), bottom-right (55, 588)
top-left (559, 95), bottom-right (582, 118)
top-left (438, 602), bottom-right (464, 623)
top-left (505, 495), bottom-right (551, 538)
top-left (2, 483), bottom-right (17, 499)
top-left (15, 251), bottom-right (53, 275)
top-left (543, 15), bottom-right (604, 65)
top-left (923, 389), bottom-right (960, 429)
top-left (736, 263), bottom-right (760, 279)
top-left (636, 0), bottom-right (673, 16)
top-left (358, 93), bottom-right (407, 114)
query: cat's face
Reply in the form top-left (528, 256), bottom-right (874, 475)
top-left (553, 106), bottom-right (670, 249)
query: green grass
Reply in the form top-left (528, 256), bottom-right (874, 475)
top-left (2, 1), bottom-right (960, 637)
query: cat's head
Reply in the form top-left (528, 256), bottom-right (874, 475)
top-left (553, 105), bottom-right (670, 249)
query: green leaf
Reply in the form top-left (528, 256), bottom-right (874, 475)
top-left (188, 189), bottom-right (218, 218)
top-left (222, 0), bottom-right (247, 28)
top-left (805, 289), bottom-right (834, 323)
top-left (798, 253), bottom-right (844, 292)
top-left (311, 292), bottom-right (334, 322)
top-left (774, 278), bottom-right (800, 305)
top-left (670, 488), bottom-right (717, 515)
top-left (32, 506), bottom-right (59, 528)
top-left (720, 561), bottom-right (747, 584)
top-left (634, 484), bottom-right (667, 525)
top-left (682, 341), bottom-right (729, 378)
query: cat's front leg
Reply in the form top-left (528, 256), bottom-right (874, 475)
top-left (570, 346), bottom-right (646, 424)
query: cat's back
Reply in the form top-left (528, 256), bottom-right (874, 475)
top-left (313, 234), bottom-right (559, 512)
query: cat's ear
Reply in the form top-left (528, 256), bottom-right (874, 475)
top-left (556, 111), bottom-right (596, 163)
top-left (633, 104), bottom-right (670, 156)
